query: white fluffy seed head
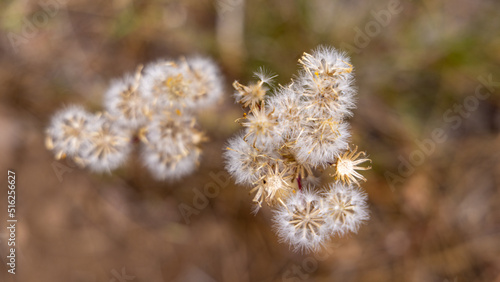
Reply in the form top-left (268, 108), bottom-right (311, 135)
top-left (224, 133), bottom-right (280, 186)
top-left (140, 59), bottom-right (192, 110)
top-left (299, 46), bottom-right (353, 79)
top-left (141, 111), bottom-right (205, 181)
top-left (104, 72), bottom-right (149, 130)
top-left (79, 114), bottom-right (132, 172)
top-left (298, 74), bottom-right (356, 119)
top-left (47, 54), bottom-right (225, 181)
top-left (297, 46), bottom-right (357, 119)
top-left (250, 164), bottom-right (295, 210)
top-left (142, 143), bottom-right (201, 181)
top-left (142, 111), bottom-right (204, 152)
top-left (322, 183), bottom-right (369, 236)
top-left (268, 86), bottom-right (305, 139)
top-left (238, 102), bottom-right (283, 148)
top-left (225, 46), bottom-right (371, 252)
top-left (184, 56), bottom-right (224, 108)
top-left (45, 105), bottom-right (95, 160)
top-left (140, 57), bottom-right (224, 111)
top-left (273, 190), bottom-right (330, 253)
top-left (293, 120), bottom-right (351, 166)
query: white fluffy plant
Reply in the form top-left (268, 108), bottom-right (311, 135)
top-left (46, 56), bottom-right (223, 181)
top-left (224, 46), bottom-right (372, 253)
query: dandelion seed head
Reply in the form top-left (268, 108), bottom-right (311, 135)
top-left (294, 121), bottom-right (351, 166)
top-left (323, 183), bottom-right (369, 235)
top-left (299, 46), bottom-right (353, 78)
top-left (224, 134), bottom-right (278, 185)
top-left (298, 70), bottom-right (356, 118)
top-left (142, 143), bottom-right (201, 181)
top-left (238, 101), bottom-right (283, 147)
top-left (225, 46), bottom-right (371, 253)
top-left (104, 69), bottom-right (149, 129)
top-left (140, 60), bottom-right (193, 109)
top-left (139, 110), bottom-right (206, 180)
top-left (251, 164), bottom-right (294, 209)
top-left (273, 191), bottom-right (330, 253)
top-left (143, 111), bottom-right (203, 152)
top-left (182, 56), bottom-right (224, 108)
top-left (45, 105), bottom-right (94, 160)
top-left (80, 114), bottom-right (132, 172)
top-left (268, 86), bottom-right (305, 137)
top-left (47, 53), bottom-right (224, 181)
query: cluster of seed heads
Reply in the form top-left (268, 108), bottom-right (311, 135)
top-left (224, 46), bottom-right (372, 252)
top-left (45, 56), bottom-right (223, 180)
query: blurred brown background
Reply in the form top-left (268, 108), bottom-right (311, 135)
top-left (0, 0), bottom-right (499, 281)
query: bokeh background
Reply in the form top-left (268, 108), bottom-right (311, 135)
top-left (1, 0), bottom-right (499, 281)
